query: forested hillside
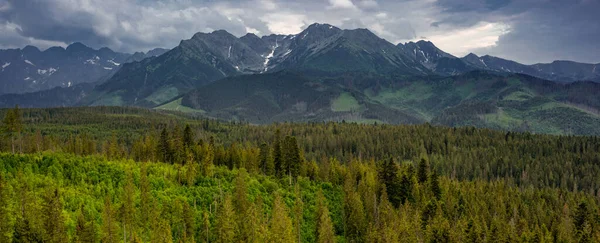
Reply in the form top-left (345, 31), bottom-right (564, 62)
top-left (0, 106), bottom-right (599, 242)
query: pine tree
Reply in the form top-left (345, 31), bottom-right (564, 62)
top-left (75, 205), bottom-right (97, 243)
top-left (273, 130), bottom-right (284, 177)
top-left (379, 157), bottom-right (403, 207)
top-left (182, 200), bottom-right (195, 243)
top-left (293, 184), bottom-right (304, 243)
top-left (269, 193), bottom-right (294, 243)
top-left (121, 171), bottom-right (136, 242)
top-left (259, 143), bottom-right (274, 176)
top-left (216, 195), bottom-right (235, 243)
top-left (43, 188), bottom-right (68, 243)
top-left (430, 170), bottom-right (442, 200)
top-left (417, 157), bottom-right (429, 184)
top-left (345, 190), bottom-right (366, 243)
top-left (158, 128), bottom-right (172, 163)
top-left (201, 211), bottom-right (211, 243)
top-left (399, 173), bottom-right (414, 205)
top-left (0, 175), bottom-right (13, 243)
top-left (233, 170), bottom-right (251, 242)
top-left (315, 191), bottom-right (335, 243)
top-left (284, 136), bottom-right (302, 179)
top-left (183, 124), bottom-right (194, 149)
top-left (102, 196), bottom-right (119, 243)
top-left (573, 201), bottom-right (592, 242)
top-left (202, 142), bottom-right (214, 177)
top-left (2, 105), bottom-right (23, 153)
top-left (139, 164), bottom-right (151, 239)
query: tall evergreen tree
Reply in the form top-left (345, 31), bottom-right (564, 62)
top-left (417, 157), bottom-right (429, 184)
top-left (284, 136), bottom-right (302, 179)
top-left (259, 143), bottom-right (274, 176)
top-left (158, 128), bottom-right (172, 164)
top-left (74, 205), bottom-right (97, 243)
top-left (182, 200), bottom-right (195, 243)
top-left (293, 184), bottom-right (304, 243)
top-left (183, 124), bottom-right (194, 149)
top-left (0, 175), bottom-right (13, 243)
top-left (273, 129), bottom-right (284, 177)
top-left (43, 188), bottom-right (68, 243)
top-left (430, 170), bottom-right (442, 200)
top-left (2, 105), bottom-right (23, 153)
top-left (216, 195), bottom-right (235, 243)
top-left (233, 170), bottom-right (251, 242)
top-left (379, 157), bottom-right (403, 207)
top-left (315, 191), bottom-right (335, 243)
top-left (269, 193), bottom-right (294, 243)
top-left (202, 142), bottom-right (214, 177)
top-left (121, 171), bottom-right (136, 242)
top-left (102, 196), bottom-right (119, 243)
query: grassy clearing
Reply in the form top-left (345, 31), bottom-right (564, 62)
top-left (90, 90), bottom-right (124, 106)
top-left (503, 91), bottom-right (534, 101)
top-left (156, 98), bottom-right (206, 113)
top-left (331, 92), bottom-right (361, 112)
top-left (145, 86), bottom-right (180, 106)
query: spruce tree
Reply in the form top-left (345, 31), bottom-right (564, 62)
top-left (216, 195), bottom-right (235, 243)
top-left (315, 191), bottom-right (335, 243)
top-left (182, 201), bottom-right (195, 243)
top-left (259, 143), bottom-right (274, 176)
top-left (417, 157), bottom-right (429, 184)
top-left (430, 170), bottom-right (442, 200)
top-left (102, 196), bottom-right (119, 243)
top-left (269, 193), bottom-right (294, 243)
top-left (233, 170), bottom-right (251, 242)
top-left (0, 175), bottom-right (13, 243)
top-left (158, 128), bottom-right (171, 163)
top-left (43, 188), bottom-right (68, 243)
top-left (75, 205), bottom-right (97, 243)
top-left (121, 171), bottom-right (136, 242)
top-left (183, 124), bottom-right (194, 149)
top-left (273, 129), bottom-right (284, 177)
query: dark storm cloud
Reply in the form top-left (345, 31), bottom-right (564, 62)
top-left (435, 0), bottom-right (600, 64)
top-left (0, 0), bottom-right (598, 64)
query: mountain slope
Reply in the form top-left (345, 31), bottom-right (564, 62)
top-left (462, 54), bottom-right (600, 83)
top-left (178, 71), bottom-right (424, 124)
top-left (86, 30), bottom-right (270, 107)
top-left (0, 43), bottom-right (130, 94)
top-left (269, 24), bottom-right (429, 75)
top-left (171, 70), bottom-right (600, 135)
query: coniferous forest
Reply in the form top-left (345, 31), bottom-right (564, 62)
top-left (0, 106), bottom-right (599, 242)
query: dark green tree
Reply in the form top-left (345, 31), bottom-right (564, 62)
top-left (417, 157), bottom-right (429, 184)
top-left (430, 170), bottom-right (442, 200)
top-left (43, 188), bottom-right (68, 243)
top-left (183, 124), bottom-right (194, 149)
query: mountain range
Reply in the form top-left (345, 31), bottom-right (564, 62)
top-left (0, 23), bottom-right (599, 135)
top-left (0, 43), bottom-right (168, 95)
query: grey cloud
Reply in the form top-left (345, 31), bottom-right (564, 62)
top-left (0, 0), bottom-right (598, 64)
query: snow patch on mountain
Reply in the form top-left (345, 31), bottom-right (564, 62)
top-left (24, 60), bottom-right (35, 66)
top-left (103, 67), bottom-right (113, 70)
top-left (37, 67), bottom-right (58, 75)
top-left (108, 60), bottom-right (120, 66)
top-left (2, 62), bottom-right (10, 69)
top-left (85, 59), bottom-right (97, 65)
top-left (263, 40), bottom-right (279, 72)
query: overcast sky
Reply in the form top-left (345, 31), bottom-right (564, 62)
top-left (0, 0), bottom-right (598, 64)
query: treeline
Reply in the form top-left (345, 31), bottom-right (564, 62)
top-left (2, 107), bottom-right (600, 193)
